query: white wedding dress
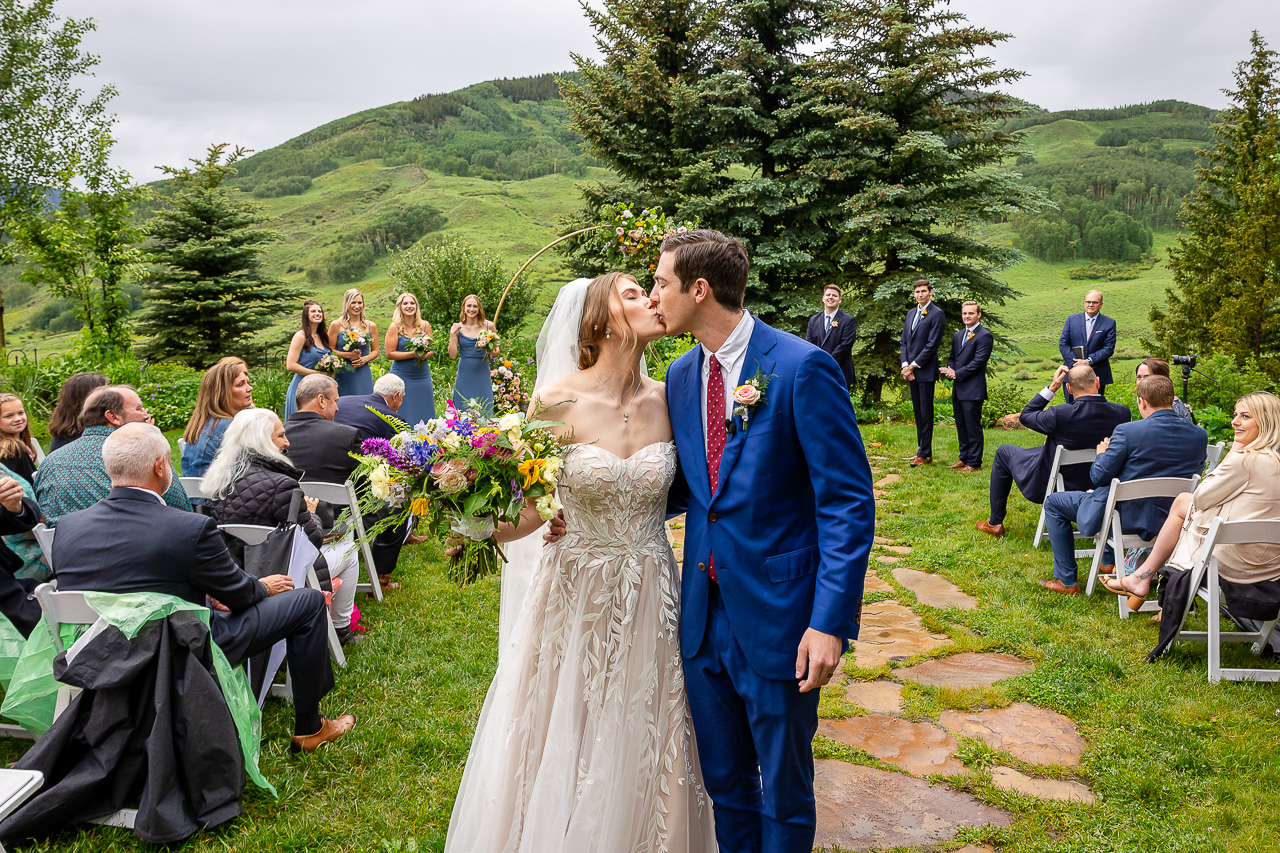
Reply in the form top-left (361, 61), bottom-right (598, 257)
top-left (444, 441), bottom-right (717, 852)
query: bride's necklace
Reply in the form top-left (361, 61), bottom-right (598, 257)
top-left (593, 365), bottom-right (643, 423)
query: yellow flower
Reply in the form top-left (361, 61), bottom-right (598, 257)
top-left (410, 497), bottom-right (429, 515)
top-left (518, 458), bottom-right (547, 490)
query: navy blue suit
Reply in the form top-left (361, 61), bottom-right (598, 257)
top-left (805, 309), bottom-right (856, 389)
top-left (1058, 312), bottom-right (1117, 388)
top-left (946, 325), bottom-right (993, 467)
top-left (332, 393), bottom-right (399, 440)
top-left (900, 303), bottom-right (945, 458)
top-left (1044, 409), bottom-right (1206, 584)
top-left (665, 319), bottom-right (874, 853)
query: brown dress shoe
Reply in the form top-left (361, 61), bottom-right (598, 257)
top-left (1036, 577), bottom-right (1081, 595)
top-left (960, 465), bottom-right (982, 473)
top-left (909, 456), bottom-right (932, 466)
top-left (948, 460), bottom-right (966, 469)
top-left (290, 714), bottom-right (357, 754)
top-left (975, 519), bottom-right (1005, 536)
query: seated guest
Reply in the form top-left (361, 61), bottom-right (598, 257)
top-left (46, 372), bottom-right (108, 452)
top-left (1104, 391), bottom-right (1280, 614)
top-left (202, 409), bottom-right (335, 602)
top-left (0, 461), bottom-right (48, 583)
top-left (334, 373), bottom-right (405, 441)
top-left (1039, 376), bottom-right (1207, 595)
top-left (0, 473), bottom-right (42, 637)
top-left (977, 364), bottom-right (1131, 536)
top-left (35, 386), bottom-right (190, 527)
top-left (180, 357), bottom-right (254, 478)
top-left (1136, 358), bottom-right (1193, 421)
top-left (52, 424), bottom-right (355, 752)
top-left (0, 394), bottom-right (39, 484)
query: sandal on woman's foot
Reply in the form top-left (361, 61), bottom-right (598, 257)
top-left (378, 576), bottom-right (400, 591)
top-left (1101, 575), bottom-right (1146, 612)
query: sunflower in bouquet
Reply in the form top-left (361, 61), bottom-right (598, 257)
top-left (348, 401), bottom-right (566, 583)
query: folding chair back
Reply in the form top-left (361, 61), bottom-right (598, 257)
top-left (176, 438), bottom-right (187, 457)
top-left (1033, 446), bottom-right (1099, 548)
top-left (1170, 517), bottom-right (1280, 682)
top-left (31, 438), bottom-right (44, 465)
top-left (1204, 441), bottom-right (1227, 475)
top-left (31, 523), bottom-right (54, 569)
top-left (1084, 475), bottom-right (1200, 616)
top-left (298, 480), bottom-right (383, 601)
top-left (179, 477), bottom-right (207, 501)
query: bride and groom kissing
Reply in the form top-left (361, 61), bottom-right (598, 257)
top-left (445, 229), bottom-right (876, 853)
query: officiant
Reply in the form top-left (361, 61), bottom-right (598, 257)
top-left (805, 284), bottom-right (857, 391)
top-left (1057, 290), bottom-right (1116, 400)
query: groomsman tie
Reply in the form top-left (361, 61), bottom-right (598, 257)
top-left (706, 354), bottom-right (726, 583)
top-left (911, 307), bottom-right (922, 332)
top-left (824, 314), bottom-right (832, 332)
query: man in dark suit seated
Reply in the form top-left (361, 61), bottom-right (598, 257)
top-left (333, 373), bottom-right (406, 441)
top-left (0, 475), bottom-right (43, 637)
top-left (805, 284), bottom-right (857, 391)
top-left (1058, 290), bottom-right (1117, 400)
top-left (1039, 375), bottom-right (1207, 594)
top-left (52, 423), bottom-right (357, 752)
top-left (977, 364), bottom-right (1131, 537)
top-left (940, 300), bottom-right (993, 472)
top-left (900, 279), bottom-right (945, 466)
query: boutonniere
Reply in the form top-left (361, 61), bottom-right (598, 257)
top-left (732, 370), bottom-right (772, 430)
top-left (966, 330), bottom-right (974, 341)
top-left (921, 307), bottom-right (928, 317)
top-left (830, 319), bottom-right (839, 328)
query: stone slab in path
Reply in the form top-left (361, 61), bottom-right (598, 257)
top-left (852, 601), bottom-right (951, 669)
top-left (844, 680), bottom-right (903, 715)
top-left (891, 568), bottom-right (978, 610)
top-left (940, 703), bottom-right (1088, 766)
top-left (819, 715), bottom-right (966, 777)
top-left (897, 652), bottom-right (1034, 689)
top-left (990, 766), bottom-right (1095, 803)
top-left (881, 545), bottom-right (913, 555)
top-left (873, 535), bottom-right (893, 545)
top-left (875, 555), bottom-right (902, 565)
top-left (874, 474), bottom-right (902, 488)
top-left (813, 759), bottom-right (1010, 851)
top-left (863, 573), bottom-right (893, 593)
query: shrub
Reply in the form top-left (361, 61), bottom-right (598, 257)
top-left (325, 243), bottom-right (377, 283)
top-left (982, 381), bottom-right (1029, 428)
top-left (387, 236), bottom-right (534, 335)
top-left (247, 366), bottom-right (290, 418)
top-left (6, 281), bottom-right (36, 307)
top-left (1181, 352), bottom-right (1277, 414)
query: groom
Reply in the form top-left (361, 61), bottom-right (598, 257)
top-left (653, 229), bottom-right (875, 853)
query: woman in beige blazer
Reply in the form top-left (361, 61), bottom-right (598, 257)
top-left (1103, 390), bottom-right (1280, 610)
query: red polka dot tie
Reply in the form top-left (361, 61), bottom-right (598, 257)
top-left (707, 355), bottom-right (726, 583)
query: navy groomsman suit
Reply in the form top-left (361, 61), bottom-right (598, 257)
top-left (900, 301), bottom-right (945, 459)
top-left (946, 323), bottom-right (993, 468)
top-left (1058, 311), bottom-right (1117, 395)
top-left (805, 308), bottom-right (857, 390)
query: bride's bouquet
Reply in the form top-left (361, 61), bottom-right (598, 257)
top-left (348, 401), bottom-right (567, 583)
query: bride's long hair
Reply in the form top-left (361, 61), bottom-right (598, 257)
top-left (577, 272), bottom-right (639, 369)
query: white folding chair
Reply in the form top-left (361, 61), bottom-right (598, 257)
top-left (1033, 446), bottom-right (1099, 548)
top-left (298, 480), bottom-right (383, 601)
top-left (218, 523), bottom-right (345, 671)
top-left (32, 582), bottom-right (137, 830)
top-left (1169, 517), bottom-right (1280, 682)
top-left (178, 477), bottom-right (207, 501)
top-left (30, 438), bottom-right (44, 465)
top-left (176, 438), bottom-right (187, 458)
top-left (1204, 441), bottom-right (1227, 475)
top-left (31, 523), bottom-right (54, 570)
top-left (0, 768), bottom-right (44, 847)
top-left (1084, 475), bottom-right (1201, 618)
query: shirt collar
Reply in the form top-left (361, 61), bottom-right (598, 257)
top-left (966, 322), bottom-right (980, 332)
top-left (824, 307), bottom-right (838, 318)
top-left (124, 486), bottom-right (165, 503)
top-left (918, 301), bottom-right (933, 313)
top-left (701, 311), bottom-right (755, 375)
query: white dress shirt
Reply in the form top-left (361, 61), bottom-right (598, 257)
top-left (902, 301), bottom-right (933, 368)
top-left (959, 322), bottom-right (980, 348)
top-left (125, 486), bottom-right (165, 503)
top-left (701, 311), bottom-right (755, 450)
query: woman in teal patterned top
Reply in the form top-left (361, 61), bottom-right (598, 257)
top-left (449, 294), bottom-right (496, 416)
top-left (329, 288), bottom-right (378, 397)
top-left (385, 292), bottom-right (437, 427)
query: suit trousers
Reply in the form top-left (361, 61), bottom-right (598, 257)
top-left (1043, 491), bottom-right (1108, 585)
top-left (909, 380), bottom-right (935, 458)
top-left (988, 444), bottom-right (1035, 525)
top-left (953, 398), bottom-right (985, 467)
top-left (685, 585), bottom-right (821, 853)
top-left (211, 587), bottom-right (334, 715)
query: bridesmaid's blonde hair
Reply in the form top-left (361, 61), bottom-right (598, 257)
top-left (338, 288), bottom-right (365, 326)
top-left (391, 292), bottom-right (425, 335)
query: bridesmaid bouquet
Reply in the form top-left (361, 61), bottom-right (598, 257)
top-left (339, 328), bottom-right (369, 352)
top-left (347, 401), bottom-right (567, 583)
top-left (403, 333), bottom-right (433, 362)
top-left (474, 329), bottom-right (502, 359)
top-left (314, 352), bottom-right (344, 375)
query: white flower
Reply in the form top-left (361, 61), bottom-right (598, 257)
top-left (497, 412), bottom-right (522, 431)
top-left (622, 209), bottom-right (634, 219)
top-left (442, 432), bottom-right (462, 450)
top-left (535, 493), bottom-right (563, 520)
top-left (369, 466), bottom-right (392, 500)
top-left (545, 456), bottom-right (563, 478)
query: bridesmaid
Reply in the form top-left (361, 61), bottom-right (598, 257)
top-left (284, 300), bottom-right (331, 420)
top-left (449, 294), bottom-right (496, 416)
top-left (385, 292), bottom-right (437, 427)
top-left (329, 288), bottom-right (378, 397)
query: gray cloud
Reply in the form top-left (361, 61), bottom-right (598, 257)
top-left (59, 0), bottom-right (1280, 182)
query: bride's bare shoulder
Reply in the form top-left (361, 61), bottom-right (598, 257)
top-left (530, 373), bottom-right (590, 415)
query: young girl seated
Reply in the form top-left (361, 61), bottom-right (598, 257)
top-left (0, 394), bottom-right (38, 484)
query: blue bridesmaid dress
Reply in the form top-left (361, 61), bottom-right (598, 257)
top-left (334, 326), bottom-right (374, 397)
top-left (452, 331), bottom-right (494, 416)
top-left (285, 345), bottom-right (330, 420)
top-left (390, 333), bottom-right (437, 427)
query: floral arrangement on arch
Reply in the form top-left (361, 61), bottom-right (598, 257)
top-left (491, 357), bottom-right (530, 416)
top-left (597, 203), bottom-right (698, 273)
top-left (347, 402), bottom-right (567, 583)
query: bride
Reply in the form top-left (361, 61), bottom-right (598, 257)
top-left (444, 273), bottom-right (717, 852)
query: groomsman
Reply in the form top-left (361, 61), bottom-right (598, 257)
top-left (1058, 290), bottom-right (1116, 400)
top-left (900, 279), bottom-right (945, 466)
top-left (805, 284), bottom-right (857, 390)
top-left (940, 301), bottom-right (993, 472)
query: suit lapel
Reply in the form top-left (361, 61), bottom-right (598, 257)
top-left (671, 351), bottom-right (711, 505)
top-left (715, 322), bottom-right (778, 501)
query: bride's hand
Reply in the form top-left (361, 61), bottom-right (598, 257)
top-left (542, 510), bottom-right (567, 544)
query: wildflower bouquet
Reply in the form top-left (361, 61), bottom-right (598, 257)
top-left (403, 332), bottom-right (433, 362)
top-left (314, 352), bottom-right (344, 375)
top-left (338, 328), bottom-right (369, 353)
top-left (474, 329), bottom-right (501, 360)
top-left (349, 402), bottom-right (567, 583)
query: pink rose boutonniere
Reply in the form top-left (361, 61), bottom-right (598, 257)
top-left (731, 370), bottom-right (772, 430)
top-left (966, 330), bottom-right (974, 341)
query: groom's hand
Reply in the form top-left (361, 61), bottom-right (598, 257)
top-left (542, 510), bottom-right (566, 543)
top-left (796, 628), bottom-right (842, 693)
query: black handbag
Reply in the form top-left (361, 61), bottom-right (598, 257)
top-left (239, 489), bottom-right (304, 580)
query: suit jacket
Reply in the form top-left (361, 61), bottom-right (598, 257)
top-left (900, 303), bottom-right (945, 382)
top-left (1058, 312), bottom-right (1117, 385)
top-left (284, 412), bottom-right (363, 531)
top-left (805, 309), bottom-right (857, 388)
top-left (53, 488), bottom-right (265, 612)
top-left (666, 320), bottom-right (875, 681)
top-left (1087, 409), bottom-right (1208, 540)
top-left (332, 393), bottom-right (399, 441)
top-left (1011, 392), bottom-right (1132, 501)
top-left (946, 326), bottom-right (993, 401)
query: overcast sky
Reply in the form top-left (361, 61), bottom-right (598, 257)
top-left (58, 0), bottom-right (1280, 183)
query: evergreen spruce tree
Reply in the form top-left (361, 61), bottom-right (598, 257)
top-left (137, 145), bottom-right (298, 367)
top-left (1149, 32), bottom-right (1280, 377)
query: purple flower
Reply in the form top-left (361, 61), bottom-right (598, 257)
top-left (360, 438), bottom-right (412, 471)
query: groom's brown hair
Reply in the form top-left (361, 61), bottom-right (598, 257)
top-left (660, 229), bottom-right (749, 310)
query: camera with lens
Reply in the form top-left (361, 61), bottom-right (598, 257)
top-left (1171, 354), bottom-right (1197, 367)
